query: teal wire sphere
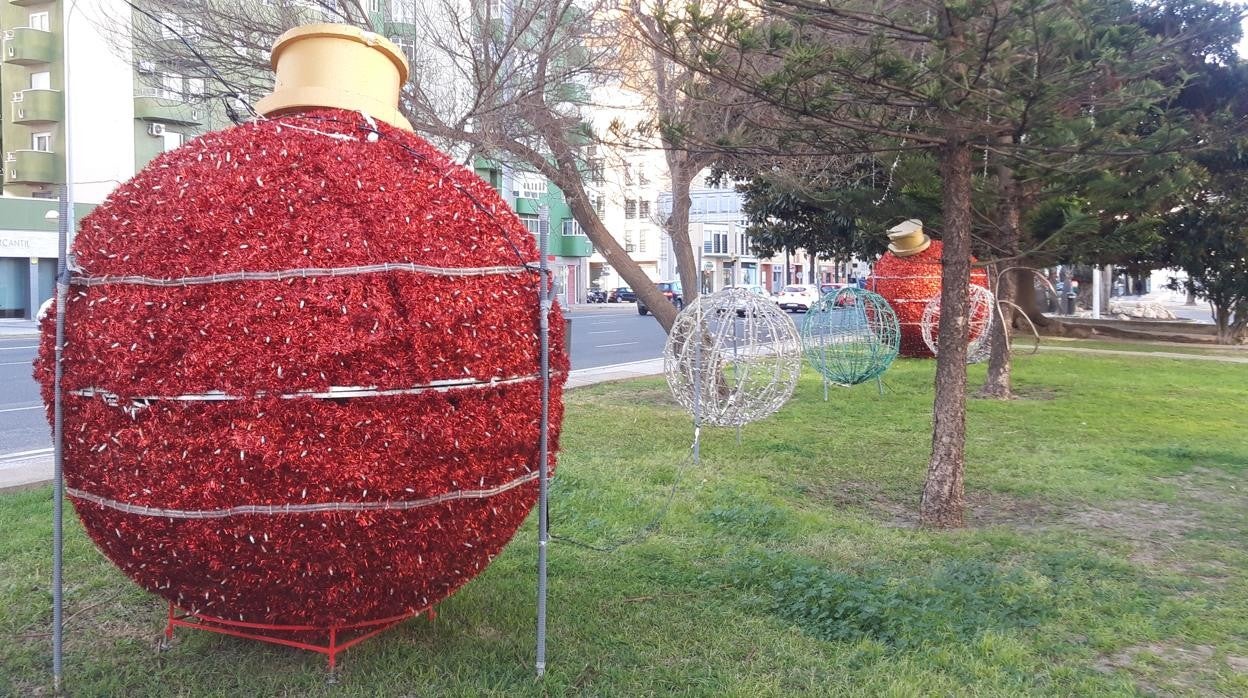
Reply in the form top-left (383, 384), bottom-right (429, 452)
top-left (801, 287), bottom-right (900, 387)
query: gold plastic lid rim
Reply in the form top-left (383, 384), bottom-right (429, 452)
top-left (256, 23), bottom-right (413, 131)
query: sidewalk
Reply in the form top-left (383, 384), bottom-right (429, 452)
top-left (0, 358), bottom-right (667, 493)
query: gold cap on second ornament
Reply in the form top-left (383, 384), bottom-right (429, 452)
top-left (255, 23), bottom-right (414, 131)
top-left (887, 219), bottom-right (931, 257)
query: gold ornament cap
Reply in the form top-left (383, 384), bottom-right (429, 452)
top-left (255, 23), bottom-right (413, 131)
top-left (887, 219), bottom-right (931, 257)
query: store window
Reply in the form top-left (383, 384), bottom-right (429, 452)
top-left (0, 258), bottom-right (28, 318)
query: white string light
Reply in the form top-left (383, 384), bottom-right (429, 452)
top-left (920, 285), bottom-right (996, 364)
top-left (664, 289), bottom-right (802, 428)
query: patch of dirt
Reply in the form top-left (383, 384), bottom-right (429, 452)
top-left (1095, 642), bottom-right (1234, 695)
top-left (1064, 501), bottom-right (1203, 540)
top-left (1008, 386), bottom-right (1060, 401)
top-left (1165, 467), bottom-right (1248, 509)
top-left (472, 624), bottom-right (503, 641)
top-left (1228, 655), bottom-right (1248, 674)
top-left (801, 480), bottom-right (1057, 530)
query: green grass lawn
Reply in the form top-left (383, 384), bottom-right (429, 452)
top-left (3, 351), bottom-right (1247, 696)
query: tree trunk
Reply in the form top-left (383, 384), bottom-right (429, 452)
top-left (1012, 267), bottom-right (1052, 328)
top-left (1186, 288), bottom-right (1197, 305)
top-left (980, 144), bottom-right (1020, 399)
top-left (664, 152), bottom-right (703, 305)
top-left (1214, 303), bottom-right (1233, 344)
top-left (921, 137), bottom-right (973, 529)
top-left (564, 189), bottom-right (678, 330)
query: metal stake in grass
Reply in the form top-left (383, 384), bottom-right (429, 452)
top-left (51, 184), bottom-right (69, 693)
top-left (535, 207), bottom-right (552, 678)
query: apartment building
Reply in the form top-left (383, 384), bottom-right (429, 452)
top-left (0, 0), bottom-right (229, 317)
top-left (475, 161), bottom-right (593, 306)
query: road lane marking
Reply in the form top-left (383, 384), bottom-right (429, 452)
top-left (0, 346), bottom-right (37, 350)
top-left (0, 447), bottom-right (52, 462)
top-left (0, 360), bottom-right (33, 366)
top-left (588, 330), bottom-right (620, 334)
top-left (0, 405), bottom-right (41, 413)
top-left (594, 342), bottom-right (639, 348)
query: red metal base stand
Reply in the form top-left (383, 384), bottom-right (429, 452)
top-left (163, 602), bottom-right (435, 670)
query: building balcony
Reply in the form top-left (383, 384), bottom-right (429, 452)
top-left (134, 89), bottom-right (204, 125)
top-left (9, 0), bottom-right (47, 6)
top-left (556, 235), bottom-right (592, 257)
top-left (4, 150), bottom-right (60, 185)
top-left (513, 197), bottom-right (542, 216)
top-left (11, 89), bottom-right (63, 125)
top-left (3, 27), bottom-right (56, 66)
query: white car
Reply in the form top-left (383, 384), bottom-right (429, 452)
top-left (721, 285), bottom-right (770, 316)
top-left (776, 284), bottom-right (821, 312)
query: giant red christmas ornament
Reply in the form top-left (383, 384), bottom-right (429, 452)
top-left (868, 220), bottom-right (990, 357)
top-left (35, 29), bottom-right (564, 630)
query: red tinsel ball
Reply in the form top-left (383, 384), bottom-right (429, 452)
top-left (868, 241), bottom-right (990, 358)
top-left (35, 109), bottom-right (566, 628)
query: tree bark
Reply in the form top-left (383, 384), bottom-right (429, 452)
top-left (921, 137), bottom-right (973, 529)
top-left (664, 151), bottom-right (707, 305)
top-left (1013, 267), bottom-right (1052, 328)
top-left (980, 142), bottom-right (1020, 399)
top-left (564, 191), bottom-right (678, 330)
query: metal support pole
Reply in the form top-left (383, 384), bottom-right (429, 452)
top-left (52, 184), bottom-right (69, 692)
top-left (1092, 266), bottom-right (1101, 319)
top-left (693, 307), bottom-right (702, 466)
top-left (535, 206), bottom-right (551, 678)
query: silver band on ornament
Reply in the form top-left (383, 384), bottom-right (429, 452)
top-left (70, 261), bottom-right (530, 287)
top-left (66, 470), bottom-right (540, 519)
top-left (69, 373), bottom-right (552, 406)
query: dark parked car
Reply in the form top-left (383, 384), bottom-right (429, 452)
top-left (638, 282), bottom-right (683, 315)
top-left (608, 287), bottom-right (636, 303)
top-left (587, 287), bottom-right (607, 303)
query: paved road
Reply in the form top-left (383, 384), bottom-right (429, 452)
top-left (566, 303), bottom-right (668, 369)
top-left (0, 337), bottom-right (48, 458)
top-left (0, 304), bottom-right (672, 461)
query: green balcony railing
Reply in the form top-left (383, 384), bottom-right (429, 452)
top-left (3, 27), bottom-right (56, 66)
top-left (133, 90), bottom-right (204, 126)
top-left (4, 150), bottom-right (60, 185)
top-left (557, 234), bottom-right (593, 258)
top-left (11, 89), bottom-right (63, 125)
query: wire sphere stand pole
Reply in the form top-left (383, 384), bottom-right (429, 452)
top-left (692, 306), bottom-right (702, 466)
top-left (52, 184), bottom-right (69, 693)
top-left (535, 206), bottom-right (551, 678)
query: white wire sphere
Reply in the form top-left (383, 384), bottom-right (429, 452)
top-left (920, 284), bottom-right (996, 364)
top-left (663, 288), bottom-right (802, 427)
